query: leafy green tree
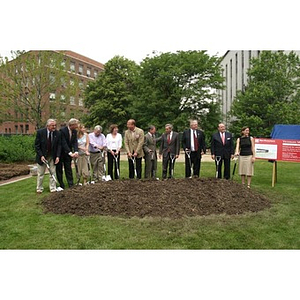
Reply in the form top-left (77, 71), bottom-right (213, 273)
top-left (131, 51), bottom-right (224, 134)
top-left (83, 56), bottom-right (139, 132)
top-left (0, 51), bottom-right (79, 129)
top-left (229, 51), bottom-right (300, 137)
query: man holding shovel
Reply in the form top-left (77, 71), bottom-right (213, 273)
top-left (211, 123), bottom-right (234, 179)
top-left (182, 120), bottom-right (206, 178)
top-left (35, 119), bottom-right (61, 193)
top-left (124, 119), bottom-right (144, 179)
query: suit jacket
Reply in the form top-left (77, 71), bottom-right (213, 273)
top-left (124, 127), bottom-right (144, 158)
top-left (182, 129), bottom-right (206, 154)
top-left (143, 132), bottom-right (157, 158)
top-left (35, 128), bottom-right (61, 165)
top-left (60, 126), bottom-right (79, 157)
top-left (211, 131), bottom-right (234, 159)
top-left (159, 131), bottom-right (180, 157)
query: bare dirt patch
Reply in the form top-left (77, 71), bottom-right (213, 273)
top-left (42, 178), bottom-right (271, 218)
top-left (0, 163), bottom-right (30, 181)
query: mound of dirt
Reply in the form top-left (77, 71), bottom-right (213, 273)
top-left (42, 178), bottom-right (271, 218)
top-left (0, 163), bottom-right (30, 181)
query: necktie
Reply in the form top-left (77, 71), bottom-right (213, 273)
top-left (167, 133), bottom-right (171, 144)
top-left (69, 129), bottom-right (72, 141)
top-left (193, 130), bottom-right (199, 151)
top-left (47, 132), bottom-right (52, 154)
top-left (222, 133), bottom-right (225, 145)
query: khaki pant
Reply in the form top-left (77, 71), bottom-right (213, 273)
top-left (90, 152), bottom-right (104, 181)
top-left (36, 157), bottom-right (57, 192)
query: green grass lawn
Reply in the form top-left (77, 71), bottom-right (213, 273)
top-left (1, 159), bottom-right (300, 249)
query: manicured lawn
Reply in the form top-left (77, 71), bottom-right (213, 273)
top-left (0, 160), bottom-right (299, 249)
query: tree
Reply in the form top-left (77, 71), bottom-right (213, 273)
top-left (0, 51), bottom-right (80, 129)
top-left (229, 51), bottom-right (300, 137)
top-left (83, 56), bottom-right (139, 132)
top-left (131, 51), bottom-right (224, 137)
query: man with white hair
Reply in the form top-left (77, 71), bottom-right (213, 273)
top-left (88, 125), bottom-right (107, 182)
top-left (35, 119), bottom-right (61, 193)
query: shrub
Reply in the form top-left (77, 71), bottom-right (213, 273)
top-left (0, 135), bottom-right (36, 163)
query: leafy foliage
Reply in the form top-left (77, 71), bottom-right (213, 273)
top-left (229, 51), bottom-right (300, 137)
top-left (0, 135), bottom-right (35, 162)
top-left (83, 56), bottom-right (139, 132)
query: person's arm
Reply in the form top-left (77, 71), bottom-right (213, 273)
top-left (201, 131), bottom-right (206, 155)
top-left (235, 138), bottom-right (240, 156)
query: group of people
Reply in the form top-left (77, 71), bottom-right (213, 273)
top-left (34, 118), bottom-right (256, 193)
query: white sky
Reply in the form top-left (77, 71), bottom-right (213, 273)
top-left (1, 0), bottom-right (300, 64)
top-left (1, 1), bottom-right (299, 299)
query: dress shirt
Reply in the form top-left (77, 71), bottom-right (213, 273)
top-left (88, 132), bottom-right (107, 152)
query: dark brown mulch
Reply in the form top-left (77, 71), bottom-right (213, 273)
top-left (0, 163), bottom-right (30, 181)
top-left (42, 178), bottom-right (271, 218)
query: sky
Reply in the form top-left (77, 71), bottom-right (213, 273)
top-left (1, 0), bottom-right (300, 65)
top-left (1, 1), bottom-right (299, 299)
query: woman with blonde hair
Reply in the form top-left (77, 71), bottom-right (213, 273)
top-left (76, 124), bottom-right (90, 185)
top-left (235, 126), bottom-right (255, 188)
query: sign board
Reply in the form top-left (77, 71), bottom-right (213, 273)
top-left (254, 138), bottom-right (300, 162)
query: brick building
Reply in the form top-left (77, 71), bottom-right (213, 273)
top-left (0, 50), bottom-right (104, 134)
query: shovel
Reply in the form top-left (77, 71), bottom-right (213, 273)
top-left (113, 152), bottom-right (120, 179)
top-left (101, 151), bottom-right (112, 181)
top-left (130, 156), bottom-right (138, 178)
top-left (85, 155), bottom-right (94, 184)
top-left (74, 158), bottom-right (81, 185)
top-left (215, 156), bottom-right (222, 178)
top-left (170, 154), bottom-right (176, 178)
top-left (43, 159), bottom-right (63, 191)
top-left (185, 149), bottom-right (193, 178)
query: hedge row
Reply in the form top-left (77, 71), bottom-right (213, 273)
top-left (0, 135), bottom-right (36, 163)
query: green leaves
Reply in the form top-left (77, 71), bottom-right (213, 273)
top-left (230, 51), bottom-right (300, 137)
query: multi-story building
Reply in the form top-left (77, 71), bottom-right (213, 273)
top-left (0, 50), bottom-right (104, 135)
top-left (219, 50), bottom-right (300, 125)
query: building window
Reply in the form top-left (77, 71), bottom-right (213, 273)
top-left (49, 93), bottom-right (56, 101)
top-left (49, 74), bottom-right (55, 85)
top-left (61, 60), bottom-right (66, 69)
top-left (9, 128), bottom-right (11, 134)
top-left (87, 68), bottom-right (91, 77)
top-left (25, 125), bottom-right (29, 133)
top-left (79, 81), bottom-right (84, 90)
top-left (20, 125), bottom-right (24, 134)
top-left (5, 128), bottom-right (7, 134)
top-left (78, 64), bottom-right (83, 75)
top-left (70, 62), bottom-right (75, 72)
top-left (15, 125), bottom-right (18, 134)
top-left (94, 70), bottom-right (98, 78)
top-left (61, 77), bottom-right (66, 88)
top-left (70, 78), bottom-right (75, 86)
top-left (70, 96), bottom-right (75, 105)
top-left (79, 97), bottom-right (83, 106)
top-left (60, 95), bottom-right (66, 103)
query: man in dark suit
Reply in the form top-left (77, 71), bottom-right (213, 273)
top-left (211, 123), bottom-right (234, 179)
top-left (35, 119), bottom-right (61, 193)
top-left (159, 124), bottom-right (180, 179)
top-left (182, 120), bottom-right (206, 178)
top-left (143, 125), bottom-right (158, 179)
top-left (56, 118), bottom-right (79, 189)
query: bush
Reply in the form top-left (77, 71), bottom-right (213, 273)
top-left (0, 135), bottom-right (36, 163)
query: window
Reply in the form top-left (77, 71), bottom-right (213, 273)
top-left (70, 62), bottom-right (75, 72)
top-left (94, 70), bottom-right (98, 78)
top-left (78, 64), bottom-right (83, 75)
top-left (60, 95), bottom-right (66, 103)
top-left (79, 81), bottom-right (84, 90)
top-left (87, 68), bottom-right (91, 77)
top-left (25, 125), bottom-right (29, 133)
top-left (15, 125), bottom-right (18, 134)
top-left (61, 77), bottom-right (66, 88)
top-left (70, 96), bottom-right (75, 105)
top-left (79, 97), bottom-right (83, 106)
top-left (20, 125), bottom-right (24, 134)
top-left (49, 74), bottom-right (55, 85)
top-left (61, 60), bottom-right (66, 69)
top-left (70, 78), bottom-right (75, 86)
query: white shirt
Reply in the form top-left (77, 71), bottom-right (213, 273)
top-left (106, 133), bottom-right (122, 151)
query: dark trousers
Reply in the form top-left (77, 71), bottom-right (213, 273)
top-left (215, 156), bottom-right (231, 179)
top-left (56, 155), bottom-right (73, 188)
top-left (107, 151), bottom-right (120, 180)
top-left (162, 153), bottom-right (176, 178)
top-left (128, 157), bottom-right (142, 179)
top-left (185, 151), bottom-right (201, 177)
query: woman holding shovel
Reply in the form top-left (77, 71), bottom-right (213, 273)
top-left (106, 124), bottom-right (122, 179)
top-left (76, 124), bottom-right (90, 185)
top-left (234, 126), bottom-right (255, 188)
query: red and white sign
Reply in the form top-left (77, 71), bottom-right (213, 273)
top-left (254, 138), bottom-right (300, 162)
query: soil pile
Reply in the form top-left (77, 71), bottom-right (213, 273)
top-left (0, 163), bottom-right (30, 181)
top-left (42, 178), bottom-right (271, 218)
